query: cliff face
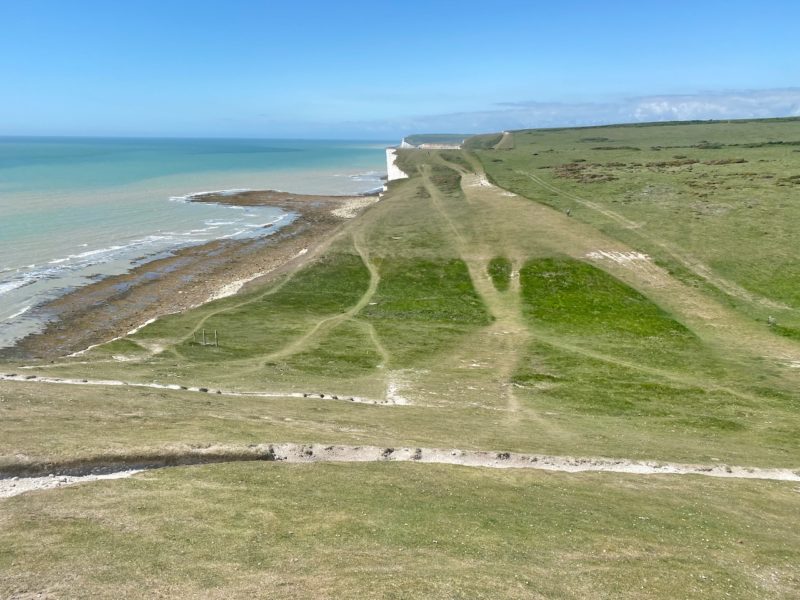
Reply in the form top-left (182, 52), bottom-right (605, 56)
top-left (385, 148), bottom-right (408, 182)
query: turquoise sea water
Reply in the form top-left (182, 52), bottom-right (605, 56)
top-left (0, 137), bottom-right (389, 348)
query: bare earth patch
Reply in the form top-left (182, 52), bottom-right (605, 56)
top-left (3, 442), bottom-right (798, 498)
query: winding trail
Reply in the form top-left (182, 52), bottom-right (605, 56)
top-left (0, 373), bottom-right (395, 405)
top-left (457, 165), bottom-right (800, 368)
top-left (3, 442), bottom-right (798, 499)
top-left (494, 131), bottom-right (515, 150)
top-left (256, 233), bottom-right (381, 366)
top-left (516, 169), bottom-right (791, 312)
top-left (361, 319), bottom-right (390, 367)
top-left (421, 161), bottom-right (569, 433)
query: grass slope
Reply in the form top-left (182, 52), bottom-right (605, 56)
top-left (1, 463), bottom-right (798, 599)
top-left (470, 119), bottom-right (800, 336)
top-left (1, 118), bottom-right (799, 598)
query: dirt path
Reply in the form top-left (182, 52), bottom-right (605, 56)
top-left (494, 131), bottom-right (515, 150)
top-left (361, 320), bottom-right (390, 367)
top-left (458, 168), bottom-right (800, 369)
top-left (254, 233), bottom-right (382, 368)
top-left (516, 169), bottom-right (791, 312)
top-left (0, 373), bottom-right (394, 405)
top-left (419, 163), bottom-right (571, 434)
top-left (3, 442), bottom-right (798, 499)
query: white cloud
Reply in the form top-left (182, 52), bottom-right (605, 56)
top-left (628, 89), bottom-right (800, 121)
top-left (336, 88), bottom-right (800, 138)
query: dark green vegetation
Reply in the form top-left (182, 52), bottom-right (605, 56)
top-left (427, 163), bottom-right (463, 194)
top-left (520, 258), bottom-right (686, 336)
top-left (487, 256), bottom-right (512, 291)
top-left (363, 257), bottom-right (491, 366)
top-left (2, 118), bottom-right (800, 599)
top-left (517, 257), bottom-right (714, 370)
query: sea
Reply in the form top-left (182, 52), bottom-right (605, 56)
top-left (0, 137), bottom-right (390, 349)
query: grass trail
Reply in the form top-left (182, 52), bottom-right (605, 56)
top-left (4, 127), bottom-right (799, 470)
top-left (463, 165), bottom-right (800, 371)
top-left (255, 233), bottom-right (380, 366)
top-left (516, 168), bottom-right (791, 311)
top-left (420, 161), bottom-right (566, 430)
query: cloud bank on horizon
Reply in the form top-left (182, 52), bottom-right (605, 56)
top-left (3, 1), bottom-right (799, 139)
top-left (351, 88), bottom-right (800, 138)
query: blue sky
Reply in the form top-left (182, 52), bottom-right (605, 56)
top-left (2, 0), bottom-right (799, 138)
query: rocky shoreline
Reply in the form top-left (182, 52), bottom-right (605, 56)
top-left (1, 190), bottom-right (378, 361)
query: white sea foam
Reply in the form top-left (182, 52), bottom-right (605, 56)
top-left (0, 278), bottom-right (33, 296)
top-left (220, 229), bottom-right (248, 239)
top-left (72, 245), bottom-right (126, 259)
top-left (349, 170), bottom-right (384, 182)
top-left (4, 306), bottom-right (31, 321)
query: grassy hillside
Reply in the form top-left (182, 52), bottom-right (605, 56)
top-left (2, 462), bottom-right (798, 599)
top-left (469, 119), bottom-right (800, 337)
top-left (1, 118), bottom-right (799, 598)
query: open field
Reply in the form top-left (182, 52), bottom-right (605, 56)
top-left (469, 118), bottom-right (800, 336)
top-left (2, 462), bottom-right (799, 599)
top-left (1, 119), bottom-right (799, 598)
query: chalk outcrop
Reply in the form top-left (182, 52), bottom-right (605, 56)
top-left (385, 148), bottom-right (408, 182)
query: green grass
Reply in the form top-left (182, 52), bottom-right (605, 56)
top-left (487, 256), bottom-right (512, 291)
top-left (364, 258), bottom-right (489, 324)
top-left (137, 249), bottom-right (370, 360)
top-left (362, 257), bottom-right (491, 366)
top-left (520, 257), bottom-right (688, 336)
top-left (2, 119), bottom-right (800, 599)
top-left (281, 320), bottom-right (383, 376)
top-left (773, 323), bottom-right (800, 342)
top-left (518, 257), bottom-right (731, 375)
top-left (514, 341), bottom-right (749, 423)
top-left (1, 462), bottom-right (798, 599)
top-left (474, 118), bottom-right (800, 333)
top-left (427, 163), bottom-right (463, 195)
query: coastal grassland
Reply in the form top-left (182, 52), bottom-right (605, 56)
top-left (518, 257), bottom-right (724, 372)
top-left (2, 121), bottom-right (800, 598)
top-left (4, 135), bottom-right (800, 467)
top-left (133, 239), bottom-right (371, 363)
top-left (469, 118), bottom-right (800, 337)
top-left (1, 462), bottom-right (799, 599)
top-left (19, 168), bottom-right (494, 395)
top-left (511, 341), bottom-right (800, 457)
top-left (507, 257), bottom-right (799, 437)
top-left (361, 257), bottom-right (491, 366)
